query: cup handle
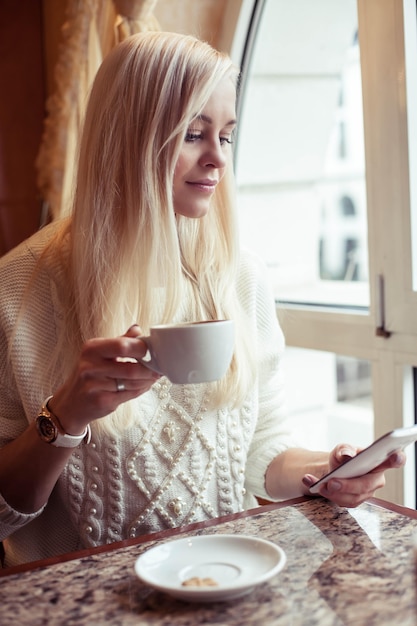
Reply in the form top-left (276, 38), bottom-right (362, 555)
top-left (138, 336), bottom-right (163, 375)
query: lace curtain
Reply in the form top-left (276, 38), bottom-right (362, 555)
top-left (36, 0), bottom-right (160, 221)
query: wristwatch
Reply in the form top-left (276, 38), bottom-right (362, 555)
top-left (36, 398), bottom-right (91, 448)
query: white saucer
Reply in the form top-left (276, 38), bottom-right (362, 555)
top-left (134, 534), bottom-right (286, 602)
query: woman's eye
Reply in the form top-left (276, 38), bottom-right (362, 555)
top-left (185, 131), bottom-right (202, 142)
top-left (184, 130), bottom-right (235, 145)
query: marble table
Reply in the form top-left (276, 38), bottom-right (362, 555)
top-left (1, 496), bottom-right (417, 625)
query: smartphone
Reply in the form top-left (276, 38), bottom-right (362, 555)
top-left (309, 425), bottom-right (417, 494)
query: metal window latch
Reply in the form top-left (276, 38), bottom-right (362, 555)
top-left (375, 274), bottom-right (391, 338)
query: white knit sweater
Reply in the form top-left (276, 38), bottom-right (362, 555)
top-left (0, 224), bottom-right (294, 567)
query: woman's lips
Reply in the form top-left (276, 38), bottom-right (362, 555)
top-left (187, 179), bottom-right (217, 192)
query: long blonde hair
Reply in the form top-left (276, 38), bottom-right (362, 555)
top-left (48, 32), bottom-right (256, 414)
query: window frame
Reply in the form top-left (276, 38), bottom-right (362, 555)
top-left (230, 0), bottom-right (417, 506)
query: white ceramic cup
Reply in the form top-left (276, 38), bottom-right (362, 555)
top-left (139, 320), bottom-right (235, 384)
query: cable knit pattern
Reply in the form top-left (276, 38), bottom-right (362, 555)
top-left (66, 448), bottom-right (87, 524)
top-left (0, 225), bottom-right (296, 567)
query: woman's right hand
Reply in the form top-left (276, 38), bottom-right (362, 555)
top-left (47, 324), bottom-right (161, 435)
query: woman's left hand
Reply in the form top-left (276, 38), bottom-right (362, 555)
top-left (307, 444), bottom-right (406, 507)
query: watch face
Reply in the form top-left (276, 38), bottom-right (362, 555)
top-left (37, 415), bottom-right (58, 443)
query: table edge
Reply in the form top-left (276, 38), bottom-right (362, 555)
top-left (1, 495), bottom-right (415, 578)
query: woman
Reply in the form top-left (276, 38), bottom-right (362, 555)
top-left (0, 32), bottom-right (404, 568)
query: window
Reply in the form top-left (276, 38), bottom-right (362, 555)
top-left (231, 0), bottom-right (417, 506)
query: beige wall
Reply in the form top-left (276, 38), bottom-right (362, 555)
top-left (155, 0), bottom-right (243, 57)
top-left (155, 0), bottom-right (225, 43)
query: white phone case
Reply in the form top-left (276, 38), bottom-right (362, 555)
top-left (309, 425), bottom-right (417, 494)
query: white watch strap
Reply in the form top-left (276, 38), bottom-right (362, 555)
top-left (50, 424), bottom-right (91, 448)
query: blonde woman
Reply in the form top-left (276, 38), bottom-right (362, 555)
top-left (0, 32), bottom-right (404, 567)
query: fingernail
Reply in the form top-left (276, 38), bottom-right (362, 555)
top-left (339, 447), bottom-right (355, 459)
top-left (327, 480), bottom-right (342, 493)
top-left (302, 475), bottom-right (316, 487)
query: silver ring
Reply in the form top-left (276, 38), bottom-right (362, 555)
top-left (116, 379), bottom-right (125, 392)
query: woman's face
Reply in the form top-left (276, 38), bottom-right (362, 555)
top-left (173, 76), bottom-right (237, 218)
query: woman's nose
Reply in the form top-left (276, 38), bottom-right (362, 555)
top-left (200, 141), bottom-right (227, 169)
